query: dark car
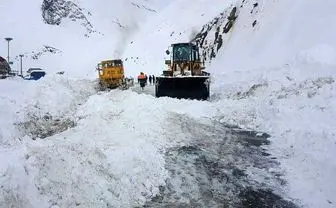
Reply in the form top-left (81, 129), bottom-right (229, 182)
top-left (24, 68), bottom-right (46, 80)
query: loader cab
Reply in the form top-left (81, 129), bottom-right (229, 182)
top-left (164, 43), bottom-right (205, 76)
top-left (171, 43), bottom-right (200, 62)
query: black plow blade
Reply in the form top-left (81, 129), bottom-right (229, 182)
top-left (155, 76), bottom-right (210, 100)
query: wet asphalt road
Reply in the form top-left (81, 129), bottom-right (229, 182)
top-left (143, 115), bottom-right (298, 208)
top-left (131, 85), bottom-right (299, 208)
top-left (130, 84), bottom-right (156, 96)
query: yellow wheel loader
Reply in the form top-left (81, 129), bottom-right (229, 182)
top-left (97, 59), bottom-right (129, 90)
top-left (155, 43), bottom-right (210, 100)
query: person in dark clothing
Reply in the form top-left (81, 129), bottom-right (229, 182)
top-left (145, 74), bottom-right (148, 85)
top-left (152, 75), bottom-right (156, 84)
top-left (149, 75), bottom-right (152, 85)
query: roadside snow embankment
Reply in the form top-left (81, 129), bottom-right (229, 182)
top-left (210, 46), bottom-right (336, 208)
top-left (0, 77), bottom-right (216, 207)
top-left (202, 0), bottom-right (336, 206)
top-left (0, 76), bottom-right (97, 207)
top-left (0, 76), bottom-right (96, 146)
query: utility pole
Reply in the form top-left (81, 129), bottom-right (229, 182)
top-left (19, 54), bottom-right (24, 76)
top-left (5, 37), bottom-right (13, 63)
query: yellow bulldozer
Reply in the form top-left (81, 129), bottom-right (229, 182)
top-left (97, 59), bottom-right (130, 90)
top-left (155, 43), bottom-right (210, 100)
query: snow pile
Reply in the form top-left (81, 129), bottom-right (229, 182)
top-left (0, 76), bottom-right (96, 146)
top-left (0, 79), bottom-right (217, 207)
top-left (211, 62), bottom-right (336, 208)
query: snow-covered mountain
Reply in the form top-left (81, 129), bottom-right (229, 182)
top-left (0, 0), bottom-right (170, 77)
top-left (1, 0), bottom-right (336, 208)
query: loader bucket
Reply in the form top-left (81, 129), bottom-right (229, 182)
top-left (155, 76), bottom-right (210, 100)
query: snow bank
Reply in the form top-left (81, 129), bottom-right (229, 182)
top-left (0, 77), bottom-right (218, 207)
top-left (209, 60), bottom-right (336, 208)
top-left (201, 0), bottom-right (336, 207)
top-left (0, 76), bottom-right (96, 145)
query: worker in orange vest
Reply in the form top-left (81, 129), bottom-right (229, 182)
top-left (138, 72), bottom-right (146, 90)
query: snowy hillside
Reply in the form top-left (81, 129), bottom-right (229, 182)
top-left (123, 0), bottom-right (235, 76)
top-left (0, 0), bottom-right (170, 78)
top-left (1, 0), bottom-right (336, 208)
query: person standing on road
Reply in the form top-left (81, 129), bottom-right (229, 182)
top-left (138, 72), bottom-right (146, 90)
top-left (149, 75), bottom-right (152, 85)
top-left (152, 75), bottom-right (156, 84)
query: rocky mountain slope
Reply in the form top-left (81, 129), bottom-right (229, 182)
top-left (0, 0), bottom-right (170, 77)
top-left (41, 0), bottom-right (96, 36)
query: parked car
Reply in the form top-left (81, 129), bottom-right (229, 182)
top-left (24, 68), bottom-right (46, 80)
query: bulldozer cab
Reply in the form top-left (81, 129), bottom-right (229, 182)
top-left (97, 59), bottom-right (125, 89)
top-left (99, 59), bottom-right (123, 70)
top-left (98, 59), bottom-right (124, 77)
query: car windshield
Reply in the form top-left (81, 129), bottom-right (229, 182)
top-left (173, 45), bottom-right (191, 61)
